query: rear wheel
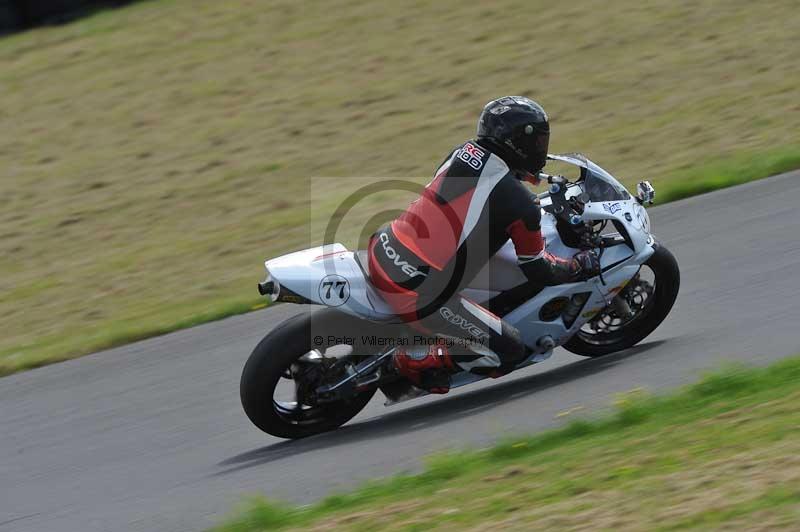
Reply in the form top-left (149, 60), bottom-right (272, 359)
top-left (240, 309), bottom-right (378, 439)
top-left (563, 244), bottom-right (680, 357)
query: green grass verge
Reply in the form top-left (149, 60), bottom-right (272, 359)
top-left (2, 0), bottom-right (799, 376)
top-left (657, 147), bottom-right (800, 204)
top-left (0, 296), bottom-right (268, 376)
top-left (213, 356), bottom-right (800, 531)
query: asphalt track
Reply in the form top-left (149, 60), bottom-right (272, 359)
top-left (3, 172), bottom-right (800, 532)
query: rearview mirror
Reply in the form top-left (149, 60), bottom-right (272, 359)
top-left (636, 181), bottom-right (655, 205)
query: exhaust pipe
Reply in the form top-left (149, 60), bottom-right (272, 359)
top-left (257, 271), bottom-right (312, 305)
top-left (257, 280), bottom-right (275, 297)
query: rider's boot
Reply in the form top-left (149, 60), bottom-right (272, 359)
top-left (393, 344), bottom-right (455, 394)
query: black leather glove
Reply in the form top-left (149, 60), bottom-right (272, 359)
top-left (571, 250), bottom-right (601, 280)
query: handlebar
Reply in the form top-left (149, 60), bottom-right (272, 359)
top-left (535, 172), bottom-right (572, 202)
top-left (537, 172), bottom-right (568, 186)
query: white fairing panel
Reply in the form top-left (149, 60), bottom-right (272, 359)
top-left (502, 264), bottom-right (642, 348)
top-left (467, 240), bottom-right (528, 292)
top-left (265, 244), bottom-right (396, 321)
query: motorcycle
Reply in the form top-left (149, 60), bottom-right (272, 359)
top-left (241, 154), bottom-right (680, 439)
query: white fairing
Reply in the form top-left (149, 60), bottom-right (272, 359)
top-left (465, 240), bottom-right (528, 296)
top-left (265, 244), bottom-right (397, 321)
top-left (263, 154), bottom-right (658, 356)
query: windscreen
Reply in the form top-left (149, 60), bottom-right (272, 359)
top-left (549, 153), bottom-right (632, 202)
top-left (584, 170), bottom-right (631, 202)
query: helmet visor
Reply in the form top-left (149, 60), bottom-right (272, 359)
top-left (529, 131), bottom-right (550, 172)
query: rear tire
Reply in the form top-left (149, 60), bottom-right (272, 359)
top-left (563, 244), bottom-right (680, 358)
top-left (240, 309), bottom-right (378, 439)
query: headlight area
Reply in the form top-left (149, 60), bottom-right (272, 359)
top-left (258, 271), bottom-right (312, 305)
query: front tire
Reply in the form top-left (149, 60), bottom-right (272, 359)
top-left (563, 244), bottom-right (680, 358)
top-left (240, 309), bottom-right (377, 439)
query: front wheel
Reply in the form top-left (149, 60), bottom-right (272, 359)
top-left (563, 244), bottom-right (680, 358)
top-left (240, 309), bottom-right (378, 439)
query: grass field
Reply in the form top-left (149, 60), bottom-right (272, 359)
top-left (2, 0), bottom-right (800, 375)
top-left (214, 356), bottom-right (800, 531)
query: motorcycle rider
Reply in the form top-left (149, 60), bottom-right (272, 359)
top-left (368, 96), bottom-right (600, 393)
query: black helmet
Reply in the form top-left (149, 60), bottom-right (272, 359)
top-left (477, 96), bottom-right (550, 174)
